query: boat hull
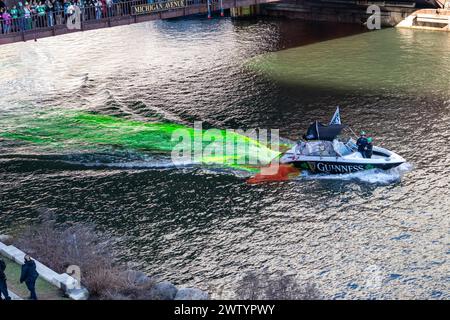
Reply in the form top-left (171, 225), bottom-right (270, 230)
top-left (286, 160), bottom-right (403, 174)
top-left (279, 140), bottom-right (406, 175)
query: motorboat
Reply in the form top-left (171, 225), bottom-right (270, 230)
top-left (279, 111), bottom-right (406, 174)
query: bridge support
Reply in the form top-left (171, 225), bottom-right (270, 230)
top-left (396, 7), bottom-right (450, 31)
top-left (261, 0), bottom-right (418, 27)
top-left (231, 5), bottom-right (260, 18)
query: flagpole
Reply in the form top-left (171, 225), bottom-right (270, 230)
top-left (316, 120), bottom-right (320, 140)
top-left (329, 106), bottom-right (341, 125)
top-left (348, 126), bottom-right (359, 139)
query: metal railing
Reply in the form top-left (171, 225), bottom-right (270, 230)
top-left (0, 0), bottom-right (219, 36)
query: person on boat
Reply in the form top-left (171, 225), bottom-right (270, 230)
top-left (20, 255), bottom-right (39, 300)
top-left (0, 258), bottom-right (11, 300)
top-left (356, 131), bottom-right (368, 157)
top-left (365, 137), bottom-right (373, 159)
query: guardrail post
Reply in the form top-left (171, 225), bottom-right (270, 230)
top-left (53, 13), bottom-right (57, 36)
top-left (34, 20), bottom-right (37, 42)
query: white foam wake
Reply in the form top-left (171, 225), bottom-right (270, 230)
top-left (63, 159), bottom-right (184, 169)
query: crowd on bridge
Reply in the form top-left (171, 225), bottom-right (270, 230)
top-left (0, 0), bottom-right (161, 34)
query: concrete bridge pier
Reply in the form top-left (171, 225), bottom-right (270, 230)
top-left (261, 0), bottom-right (419, 27)
top-left (230, 5), bottom-right (261, 17)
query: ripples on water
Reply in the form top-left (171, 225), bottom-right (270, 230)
top-left (0, 18), bottom-right (448, 299)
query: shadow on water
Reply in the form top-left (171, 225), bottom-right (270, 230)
top-left (164, 16), bottom-right (368, 52)
top-left (248, 27), bottom-right (450, 99)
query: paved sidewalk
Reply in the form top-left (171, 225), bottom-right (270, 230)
top-left (8, 290), bottom-right (23, 300)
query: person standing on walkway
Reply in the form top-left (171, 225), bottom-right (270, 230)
top-left (1, 9), bottom-right (12, 34)
top-left (105, 0), bottom-right (113, 17)
top-left (54, 0), bottom-right (62, 25)
top-left (16, 2), bottom-right (25, 31)
top-left (23, 2), bottom-right (32, 30)
top-left (20, 255), bottom-right (39, 300)
top-left (10, 5), bottom-right (19, 32)
top-left (0, 8), bottom-right (4, 34)
top-left (36, 1), bottom-right (47, 28)
top-left (45, 0), bottom-right (54, 27)
top-left (0, 258), bottom-right (11, 301)
top-left (94, 0), bottom-right (102, 19)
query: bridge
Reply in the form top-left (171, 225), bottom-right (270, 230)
top-left (1, 0), bottom-right (447, 45)
top-left (0, 0), bottom-right (278, 45)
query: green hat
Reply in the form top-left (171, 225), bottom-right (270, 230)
top-left (360, 131), bottom-right (366, 135)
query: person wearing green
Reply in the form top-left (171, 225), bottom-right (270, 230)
top-left (37, 4), bottom-right (46, 16)
top-left (36, 1), bottom-right (46, 27)
top-left (10, 5), bottom-right (18, 32)
top-left (16, 2), bottom-right (26, 31)
top-left (365, 137), bottom-right (373, 159)
top-left (23, 2), bottom-right (32, 30)
top-left (10, 5), bottom-right (18, 18)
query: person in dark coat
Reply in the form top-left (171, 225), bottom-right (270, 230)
top-left (0, 258), bottom-right (11, 300)
top-left (356, 131), bottom-right (368, 157)
top-left (20, 255), bottom-right (39, 300)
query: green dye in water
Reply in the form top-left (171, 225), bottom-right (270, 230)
top-left (0, 111), bottom-right (284, 172)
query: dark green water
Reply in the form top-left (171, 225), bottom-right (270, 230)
top-left (0, 18), bottom-right (448, 299)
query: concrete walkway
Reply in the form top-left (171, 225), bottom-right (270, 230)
top-left (8, 290), bottom-right (23, 300)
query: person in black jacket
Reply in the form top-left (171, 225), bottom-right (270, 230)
top-left (20, 255), bottom-right (39, 300)
top-left (356, 131), bottom-right (368, 157)
top-left (0, 258), bottom-right (11, 301)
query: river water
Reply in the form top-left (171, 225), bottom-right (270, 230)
top-left (0, 17), bottom-right (448, 299)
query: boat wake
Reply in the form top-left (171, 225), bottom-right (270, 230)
top-left (63, 158), bottom-right (259, 177)
top-left (300, 162), bottom-right (413, 184)
top-left (63, 159), bottom-right (180, 170)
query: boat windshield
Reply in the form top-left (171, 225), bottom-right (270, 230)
top-left (333, 138), bottom-right (357, 156)
top-left (295, 141), bottom-right (336, 156)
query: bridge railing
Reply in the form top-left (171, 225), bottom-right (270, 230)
top-left (0, 0), bottom-right (219, 36)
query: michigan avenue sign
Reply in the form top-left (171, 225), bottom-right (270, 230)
top-left (132, 0), bottom-right (187, 15)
